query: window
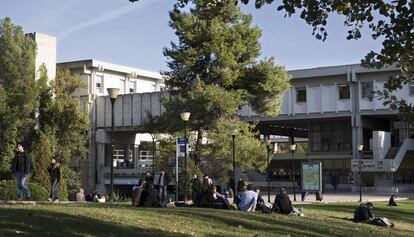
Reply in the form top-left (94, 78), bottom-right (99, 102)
top-left (129, 81), bottom-right (136, 93)
top-left (338, 84), bottom-right (350, 100)
top-left (361, 81), bottom-right (373, 98)
top-left (410, 81), bottom-right (414, 96)
top-left (95, 75), bottom-right (103, 93)
top-left (296, 87), bottom-right (306, 103)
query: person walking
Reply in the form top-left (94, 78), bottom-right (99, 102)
top-left (192, 174), bottom-right (201, 203)
top-left (47, 157), bottom-right (61, 201)
top-left (158, 169), bottom-right (170, 204)
top-left (12, 143), bottom-right (33, 201)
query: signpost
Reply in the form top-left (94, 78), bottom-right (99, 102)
top-left (175, 138), bottom-right (188, 201)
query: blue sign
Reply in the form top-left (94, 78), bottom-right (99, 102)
top-left (177, 138), bottom-right (188, 144)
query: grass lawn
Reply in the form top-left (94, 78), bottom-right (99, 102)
top-left (0, 200), bottom-right (413, 237)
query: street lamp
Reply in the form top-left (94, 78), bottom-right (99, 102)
top-left (290, 144), bottom-right (297, 201)
top-left (180, 111), bottom-right (190, 203)
top-left (265, 135), bottom-right (271, 203)
top-left (357, 144), bottom-right (364, 202)
top-left (107, 88), bottom-right (119, 203)
top-left (231, 128), bottom-right (237, 197)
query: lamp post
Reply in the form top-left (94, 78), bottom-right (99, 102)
top-left (152, 134), bottom-right (156, 175)
top-left (180, 111), bottom-right (190, 203)
top-left (107, 88), bottom-right (119, 203)
top-left (290, 144), bottom-right (297, 201)
top-left (265, 135), bottom-right (271, 203)
top-left (357, 144), bottom-right (364, 202)
top-left (231, 128), bottom-right (237, 197)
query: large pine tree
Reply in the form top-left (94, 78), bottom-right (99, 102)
top-left (154, 0), bottom-right (290, 181)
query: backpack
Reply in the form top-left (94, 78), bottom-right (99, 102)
top-left (372, 217), bottom-right (394, 228)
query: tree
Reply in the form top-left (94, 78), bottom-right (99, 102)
top-left (203, 117), bottom-right (266, 183)
top-left (0, 17), bottom-right (37, 177)
top-left (233, 0), bottom-right (414, 117)
top-left (144, 0), bottom-right (290, 182)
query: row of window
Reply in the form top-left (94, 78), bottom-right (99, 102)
top-left (295, 82), bottom-right (375, 103)
top-left (95, 75), bottom-right (137, 94)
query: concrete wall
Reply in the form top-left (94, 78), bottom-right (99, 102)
top-left (373, 131), bottom-right (391, 160)
top-left (32, 33), bottom-right (56, 81)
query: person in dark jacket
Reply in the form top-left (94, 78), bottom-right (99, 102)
top-left (273, 188), bottom-right (303, 216)
top-left (132, 179), bottom-right (145, 207)
top-left (47, 158), bottom-right (61, 201)
top-left (11, 143), bottom-right (33, 201)
top-left (354, 202), bottom-right (375, 223)
top-left (158, 169), bottom-right (170, 204)
top-left (139, 181), bottom-right (160, 207)
top-left (388, 195), bottom-right (398, 206)
top-left (237, 178), bottom-right (245, 194)
top-left (192, 174), bottom-right (201, 204)
top-left (194, 179), bottom-right (214, 208)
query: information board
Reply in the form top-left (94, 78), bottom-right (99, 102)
top-left (301, 162), bottom-right (322, 192)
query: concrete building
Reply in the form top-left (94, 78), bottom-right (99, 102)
top-left (27, 32), bottom-right (57, 81)
top-left (241, 64), bottom-right (414, 193)
top-left (57, 59), bottom-right (165, 193)
top-left (91, 64), bottom-right (414, 195)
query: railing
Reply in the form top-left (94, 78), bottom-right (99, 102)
top-left (391, 138), bottom-right (414, 171)
top-left (310, 143), bottom-right (352, 152)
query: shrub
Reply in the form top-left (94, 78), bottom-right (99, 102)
top-left (0, 179), bottom-right (49, 201)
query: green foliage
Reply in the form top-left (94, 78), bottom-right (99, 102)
top-left (0, 179), bottom-right (49, 201)
top-left (163, 0), bottom-right (290, 118)
top-left (31, 131), bottom-right (56, 190)
top-left (62, 166), bottom-right (81, 190)
top-left (0, 17), bottom-right (37, 177)
top-left (236, 0), bottom-right (414, 118)
top-left (203, 117), bottom-right (266, 183)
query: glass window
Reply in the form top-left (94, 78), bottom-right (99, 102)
top-left (361, 81), bottom-right (373, 98)
top-left (338, 84), bottom-right (350, 100)
top-left (296, 87), bottom-right (306, 103)
top-left (410, 81), bottom-right (414, 96)
top-left (129, 81), bottom-right (136, 93)
top-left (95, 75), bottom-right (103, 94)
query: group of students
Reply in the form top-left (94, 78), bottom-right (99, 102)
top-left (131, 170), bottom-right (170, 207)
top-left (190, 175), bottom-right (304, 217)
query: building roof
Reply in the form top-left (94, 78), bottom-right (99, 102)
top-left (57, 59), bottom-right (163, 80)
top-left (288, 63), bottom-right (399, 79)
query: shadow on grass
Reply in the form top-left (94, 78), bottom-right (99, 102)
top-left (0, 207), bottom-right (189, 237)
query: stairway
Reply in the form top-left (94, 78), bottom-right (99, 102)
top-left (385, 147), bottom-right (400, 159)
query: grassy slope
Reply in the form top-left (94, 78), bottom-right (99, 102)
top-left (0, 201), bottom-right (413, 237)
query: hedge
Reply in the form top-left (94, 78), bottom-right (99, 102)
top-left (0, 179), bottom-right (49, 201)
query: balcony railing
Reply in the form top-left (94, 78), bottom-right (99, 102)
top-left (310, 143), bottom-right (352, 152)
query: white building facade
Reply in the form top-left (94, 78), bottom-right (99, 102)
top-left (241, 64), bottom-right (414, 193)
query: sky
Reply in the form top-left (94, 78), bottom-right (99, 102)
top-left (0, 0), bottom-right (383, 72)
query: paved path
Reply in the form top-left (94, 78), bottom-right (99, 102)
top-left (270, 192), bottom-right (414, 204)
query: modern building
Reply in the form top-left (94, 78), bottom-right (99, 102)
top-left (242, 64), bottom-right (414, 193)
top-left (27, 32), bottom-right (57, 81)
top-left (57, 59), bottom-right (165, 193)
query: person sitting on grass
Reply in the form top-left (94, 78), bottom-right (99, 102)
top-left (354, 202), bottom-right (375, 223)
top-left (273, 188), bottom-right (304, 216)
top-left (353, 202), bottom-right (395, 227)
top-left (388, 195), bottom-right (398, 206)
top-left (139, 181), bottom-right (160, 207)
top-left (211, 185), bottom-right (231, 209)
top-left (194, 179), bottom-right (214, 208)
top-left (238, 184), bottom-right (258, 212)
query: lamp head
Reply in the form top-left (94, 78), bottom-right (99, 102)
top-left (357, 144), bottom-right (364, 151)
top-left (180, 111), bottom-right (191, 121)
top-left (231, 128), bottom-right (237, 137)
top-left (107, 88), bottom-right (120, 100)
top-left (289, 144), bottom-right (297, 152)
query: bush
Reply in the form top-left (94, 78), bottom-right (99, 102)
top-left (0, 179), bottom-right (49, 201)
